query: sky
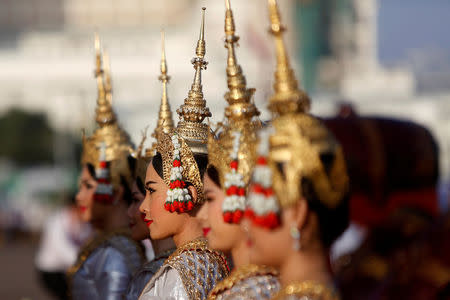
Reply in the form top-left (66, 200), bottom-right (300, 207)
top-left (378, 0), bottom-right (450, 64)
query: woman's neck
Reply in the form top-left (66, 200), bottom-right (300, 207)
top-left (231, 237), bottom-right (250, 269)
top-left (152, 237), bottom-right (176, 256)
top-left (280, 248), bottom-right (332, 287)
top-left (172, 217), bottom-right (203, 247)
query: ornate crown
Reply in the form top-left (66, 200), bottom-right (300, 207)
top-left (176, 7), bottom-right (212, 155)
top-left (81, 34), bottom-right (134, 189)
top-left (156, 8), bottom-right (211, 211)
top-left (208, 0), bottom-right (261, 223)
top-left (246, 0), bottom-right (348, 228)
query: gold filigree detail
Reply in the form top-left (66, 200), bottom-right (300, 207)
top-left (272, 281), bottom-right (339, 300)
top-left (208, 0), bottom-right (261, 188)
top-left (176, 7), bottom-right (212, 154)
top-left (207, 264), bottom-right (278, 300)
top-left (148, 30), bottom-right (175, 156)
top-left (165, 237), bottom-right (230, 300)
top-left (157, 131), bottom-right (205, 204)
top-left (269, 113), bottom-right (349, 209)
top-left (267, 0), bottom-right (310, 116)
top-left (81, 34), bottom-right (134, 189)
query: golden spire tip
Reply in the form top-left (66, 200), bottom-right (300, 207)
top-left (200, 7), bottom-right (206, 41)
top-left (225, 0), bottom-right (231, 11)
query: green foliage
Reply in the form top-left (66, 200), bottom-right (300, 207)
top-left (0, 108), bottom-right (81, 166)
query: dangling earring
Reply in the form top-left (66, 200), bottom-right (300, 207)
top-left (290, 226), bottom-right (301, 251)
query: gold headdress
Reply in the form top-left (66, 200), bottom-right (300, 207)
top-left (267, 0), bottom-right (310, 116)
top-left (157, 8), bottom-right (210, 212)
top-left (175, 7), bottom-right (212, 154)
top-left (208, 0), bottom-right (261, 223)
top-left (148, 30), bottom-right (175, 157)
top-left (81, 34), bottom-right (134, 189)
top-left (245, 0), bottom-right (348, 228)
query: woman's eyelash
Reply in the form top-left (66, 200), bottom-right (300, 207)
top-left (145, 186), bottom-right (155, 194)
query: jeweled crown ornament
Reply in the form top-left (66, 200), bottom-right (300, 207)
top-left (267, 0), bottom-right (310, 116)
top-left (157, 8), bottom-right (210, 213)
top-left (208, 0), bottom-right (261, 224)
top-left (245, 1), bottom-right (349, 229)
top-left (81, 34), bottom-right (134, 189)
top-left (148, 30), bottom-right (175, 157)
top-left (93, 142), bottom-right (114, 204)
top-left (176, 7), bottom-right (212, 154)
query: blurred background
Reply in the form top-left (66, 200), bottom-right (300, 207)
top-left (0, 0), bottom-right (449, 299)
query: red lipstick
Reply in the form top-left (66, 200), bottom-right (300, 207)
top-left (144, 219), bottom-right (153, 227)
top-left (79, 206), bottom-right (87, 213)
top-left (203, 228), bottom-right (211, 237)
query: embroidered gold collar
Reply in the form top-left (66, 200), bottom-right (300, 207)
top-left (207, 264), bottom-right (278, 299)
top-left (272, 280), bottom-right (339, 300)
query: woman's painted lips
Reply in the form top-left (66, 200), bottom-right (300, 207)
top-left (144, 219), bottom-right (153, 227)
top-left (129, 222), bottom-right (135, 228)
top-left (79, 206), bottom-right (87, 213)
top-left (203, 228), bottom-right (211, 237)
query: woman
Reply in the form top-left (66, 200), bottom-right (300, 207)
top-left (126, 40), bottom-right (177, 298)
top-left (198, 1), bottom-right (279, 299)
top-left (68, 37), bottom-right (144, 300)
top-left (244, 1), bottom-right (350, 299)
top-left (138, 8), bottom-right (229, 300)
top-left (125, 155), bottom-right (176, 300)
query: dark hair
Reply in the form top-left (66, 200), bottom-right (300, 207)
top-left (206, 165), bottom-right (221, 188)
top-left (86, 161), bottom-right (133, 206)
top-left (136, 176), bottom-right (145, 196)
top-left (280, 152), bottom-right (350, 249)
top-left (152, 152), bottom-right (209, 187)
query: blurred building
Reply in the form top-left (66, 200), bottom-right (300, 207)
top-left (0, 0), bottom-right (449, 208)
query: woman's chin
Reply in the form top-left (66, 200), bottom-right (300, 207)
top-left (80, 213), bottom-right (91, 223)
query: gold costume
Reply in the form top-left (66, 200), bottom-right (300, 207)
top-left (245, 1), bottom-right (349, 299)
top-left (206, 1), bottom-right (281, 299)
top-left (272, 281), bottom-right (339, 300)
top-left (208, 264), bottom-right (279, 300)
top-left (139, 8), bottom-right (229, 300)
top-left (70, 35), bottom-right (144, 300)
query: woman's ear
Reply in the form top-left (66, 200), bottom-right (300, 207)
top-left (290, 198), bottom-right (308, 230)
top-left (187, 185), bottom-right (198, 204)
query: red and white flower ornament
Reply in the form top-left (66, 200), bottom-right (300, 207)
top-left (94, 142), bottom-right (115, 204)
top-left (222, 131), bottom-right (246, 224)
top-left (165, 133), bottom-right (193, 213)
top-left (245, 128), bottom-right (280, 229)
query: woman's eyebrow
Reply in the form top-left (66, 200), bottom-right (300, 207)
top-left (145, 181), bottom-right (157, 187)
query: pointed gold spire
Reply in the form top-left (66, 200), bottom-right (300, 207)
top-left (82, 34), bottom-right (133, 190)
top-left (94, 33), bottom-right (116, 126)
top-left (149, 30), bottom-right (175, 156)
top-left (103, 50), bottom-right (112, 105)
top-left (207, 0), bottom-right (261, 189)
top-left (267, 0), bottom-right (310, 115)
top-left (176, 7), bottom-right (212, 154)
top-left (223, 0), bottom-right (259, 122)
